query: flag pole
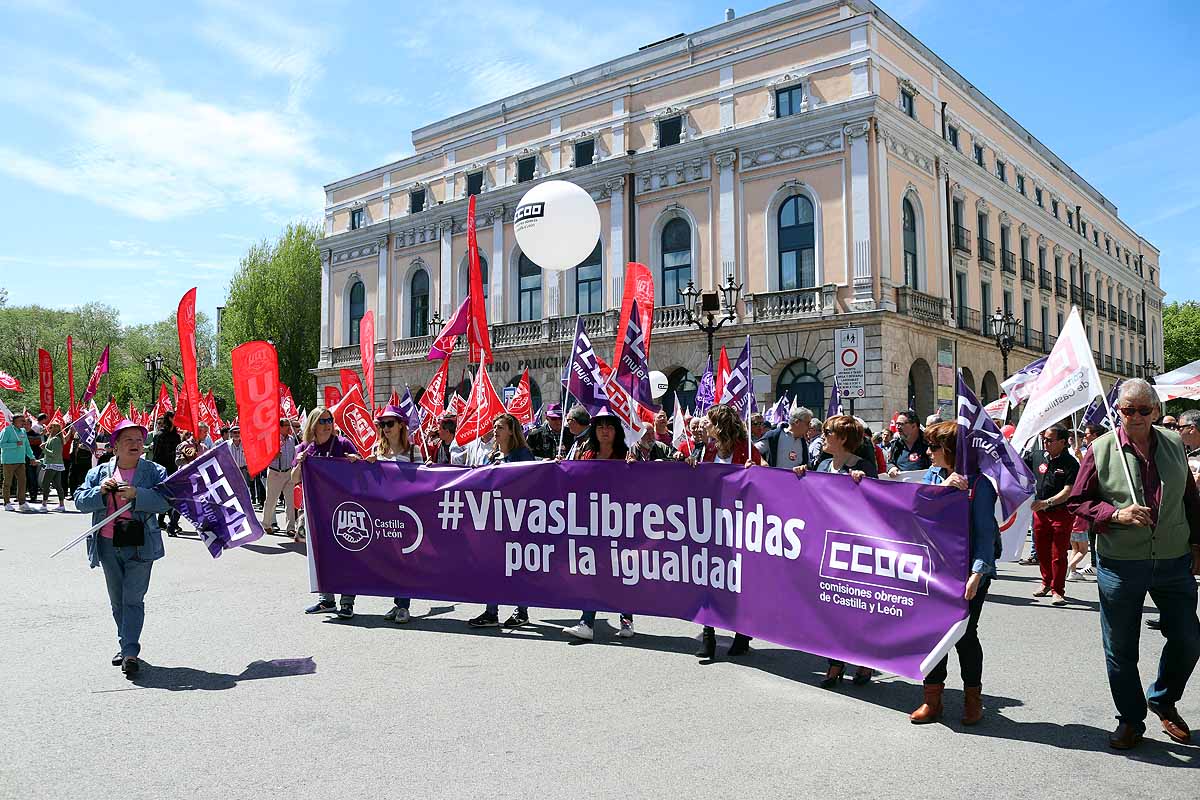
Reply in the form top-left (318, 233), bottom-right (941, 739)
top-left (558, 314), bottom-right (581, 458)
top-left (1097, 381), bottom-right (1140, 502)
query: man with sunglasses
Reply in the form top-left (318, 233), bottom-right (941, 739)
top-left (261, 416), bottom-right (298, 538)
top-left (1067, 379), bottom-right (1200, 751)
top-left (1161, 415), bottom-right (1179, 432)
top-left (885, 409), bottom-right (931, 476)
top-left (1023, 425), bottom-right (1079, 605)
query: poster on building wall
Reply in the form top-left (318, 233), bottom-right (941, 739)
top-left (936, 338), bottom-right (956, 420)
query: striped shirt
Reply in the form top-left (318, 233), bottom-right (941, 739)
top-left (270, 435), bottom-right (297, 471)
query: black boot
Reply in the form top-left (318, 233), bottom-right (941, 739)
top-left (727, 633), bottom-right (752, 657)
top-left (695, 626), bottom-right (716, 659)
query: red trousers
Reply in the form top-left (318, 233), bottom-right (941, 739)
top-left (1032, 507), bottom-right (1073, 595)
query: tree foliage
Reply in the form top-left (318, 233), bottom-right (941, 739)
top-left (1162, 300), bottom-right (1200, 415)
top-left (218, 221), bottom-right (322, 409)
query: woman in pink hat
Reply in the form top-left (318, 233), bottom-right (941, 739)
top-left (74, 419), bottom-right (171, 677)
top-left (370, 404), bottom-right (419, 624)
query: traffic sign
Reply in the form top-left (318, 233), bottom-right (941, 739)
top-left (503, 385), bottom-right (517, 404)
top-left (835, 327), bottom-right (866, 398)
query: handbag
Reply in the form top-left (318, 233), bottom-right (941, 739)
top-left (112, 518), bottom-right (146, 548)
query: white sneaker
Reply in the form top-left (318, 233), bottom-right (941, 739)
top-left (4, 503), bottom-right (16, 512)
top-left (35, 504), bottom-right (49, 513)
top-left (562, 622), bottom-right (594, 641)
top-left (616, 619), bottom-right (635, 638)
top-left (1066, 569), bottom-right (1080, 582)
top-left (1076, 565), bottom-right (1097, 577)
top-left (53, 504), bottom-right (66, 512)
top-left (18, 503), bottom-right (32, 513)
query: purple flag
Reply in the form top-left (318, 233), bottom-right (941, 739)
top-left (614, 299), bottom-right (658, 411)
top-left (399, 386), bottom-right (422, 430)
top-left (563, 316), bottom-right (611, 416)
top-left (717, 336), bottom-right (752, 415)
top-left (71, 402), bottom-right (100, 451)
top-left (765, 396), bottom-right (788, 426)
top-left (956, 372), bottom-right (1036, 519)
top-left (826, 375), bottom-right (843, 419)
top-left (694, 355), bottom-right (715, 416)
top-left (1000, 356), bottom-right (1047, 405)
top-left (1081, 379), bottom-right (1123, 430)
top-left (157, 441), bottom-right (266, 558)
top-left (303, 458), bottom-right (971, 680)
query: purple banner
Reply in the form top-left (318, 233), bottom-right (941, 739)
top-left (302, 459), bottom-right (972, 679)
top-left (158, 441), bottom-right (266, 558)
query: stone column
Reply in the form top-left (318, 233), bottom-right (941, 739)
top-left (715, 150), bottom-right (738, 290)
top-left (439, 218), bottom-right (454, 319)
top-left (607, 176), bottom-right (625, 306)
top-left (846, 122), bottom-right (874, 308)
top-left (936, 163), bottom-right (952, 322)
top-left (319, 249), bottom-right (331, 365)
top-left (490, 205), bottom-right (505, 322)
top-left (376, 236), bottom-right (389, 356)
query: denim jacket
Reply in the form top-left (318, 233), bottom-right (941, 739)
top-left (922, 466), bottom-right (998, 578)
top-left (75, 458), bottom-right (170, 569)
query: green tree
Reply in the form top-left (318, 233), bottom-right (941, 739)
top-left (1161, 300), bottom-right (1200, 415)
top-left (219, 221), bottom-right (322, 409)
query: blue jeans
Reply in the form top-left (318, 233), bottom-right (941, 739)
top-left (97, 537), bottom-right (154, 659)
top-left (580, 611), bottom-right (633, 627)
top-left (1097, 553), bottom-right (1200, 727)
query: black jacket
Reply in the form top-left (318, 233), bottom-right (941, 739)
top-left (150, 427), bottom-right (181, 472)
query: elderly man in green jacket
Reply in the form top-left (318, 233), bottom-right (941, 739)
top-left (1068, 378), bottom-right (1200, 751)
top-left (2, 413), bottom-right (40, 512)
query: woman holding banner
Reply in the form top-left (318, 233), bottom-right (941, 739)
top-left (695, 404), bottom-right (758, 659)
top-left (909, 420), bottom-right (997, 726)
top-left (75, 419), bottom-right (171, 676)
top-left (562, 409), bottom-right (636, 641)
top-left (795, 415), bottom-right (876, 686)
top-left (468, 413), bottom-right (537, 629)
top-left (38, 420), bottom-right (68, 511)
top-left (297, 406), bottom-right (363, 619)
top-left (366, 404), bottom-right (421, 625)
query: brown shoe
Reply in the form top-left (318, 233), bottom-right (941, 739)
top-left (1033, 587), bottom-right (1051, 597)
top-left (962, 686), bottom-right (983, 725)
top-left (909, 684), bottom-right (944, 724)
top-left (1108, 722), bottom-right (1144, 750)
top-left (1151, 706), bottom-right (1192, 744)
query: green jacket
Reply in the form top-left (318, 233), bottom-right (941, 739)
top-left (1092, 428), bottom-right (1192, 560)
top-left (0, 426), bottom-right (35, 465)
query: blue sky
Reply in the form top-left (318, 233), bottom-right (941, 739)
top-left (1, 0), bottom-right (1196, 328)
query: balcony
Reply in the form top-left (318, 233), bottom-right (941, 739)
top-left (331, 345), bottom-right (360, 366)
top-left (1119, 310), bottom-right (1128, 326)
top-left (1021, 259), bottom-right (1035, 283)
top-left (1097, 299), bottom-right (1107, 318)
top-left (896, 286), bottom-right (945, 325)
top-left (1055, 277), bottom-right (1067, 296)
top-left (978, 237), bottom-right (995, 264)
top-left (1070, 285), bottom-right (1083, 305)
top-left (1001, 250), bottom-right (1017, 274)
top-left (747, 286), bottom-right (831, 322)
top-left (1139, 319), bottom-right (1146, 334)
top-left (1047, 334), bottom-right (1057, 350)
top-left (1105, 354), bottom-right (1114, 371)
top-left (1029, 330), bottom-right (1044, 350)
top-left (953, 225), bottom-right (972, 253)
top-left (955, 306), bottom-right (981, 333)
top-left (1085, 292), bottom-right (1095, 311)
top-left (1129, 315), bottom-right (1138, 332)
top-left (1039, 268), bottom-right (1052, 290)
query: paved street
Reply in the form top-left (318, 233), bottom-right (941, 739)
top-left (2, 505), bottom-right (1196, 799)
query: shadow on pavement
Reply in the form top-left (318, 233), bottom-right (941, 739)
top-left (128, 656), bottom-right (316, 691)
top-left (242, 541), bottom-right (306, 556)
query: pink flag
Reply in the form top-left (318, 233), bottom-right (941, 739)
top-left (427, 297), bottom-right (470, 360)
top-left (81, 345), bottom-right (110, 407)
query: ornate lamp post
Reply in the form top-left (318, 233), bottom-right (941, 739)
top-left (989, 307), bottom-right (1019, 377)
top-left (680, 273), bottom-right (743, 361)
top-left (428, 311), bottom-right (445, 338)
top-left (142, 353), bottom-right (163, 411)
top-left (1142, 357), bottom-right (1156, 380)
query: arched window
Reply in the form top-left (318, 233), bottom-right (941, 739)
top-left (410, 270), bottom-right (429, 337)
top-left (517, 253), bottom-right (542, 321)
top-left (460, 255), bottom-right (489, 302)
top-left (980, 371), bottom-right (1000, 405)
top-left (661, 218), bottom-right (691, 305)
top-left (574, 242), bottom-right (602, 314)
top-left (902, 198), bottom-right (919, 289)
top-left (960, 366), bottom-right (976, 395)
top-left (778, 195), bottom-right (815, 290)
top-left (348, 280), bottom-right (365, 345)
top-left (665, 368), bottom-right (698, 416)
top-left (775, 359), bottom-right (824, 412)
top-left (908, 359), bottom-right (935, 416)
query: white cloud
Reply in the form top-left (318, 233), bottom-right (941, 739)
top-left (351, 86), bottom-right (408, 107)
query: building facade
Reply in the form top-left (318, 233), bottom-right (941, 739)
top-left (314, 0), bottom-right (1165, 431)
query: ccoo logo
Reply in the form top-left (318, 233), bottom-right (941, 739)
top-left (332, 501), bottom-right (374, 552)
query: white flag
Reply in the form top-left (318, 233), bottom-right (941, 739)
top-left (996, 496), bottom-right (1034, 562)
top-left (671, 392), bottom-right (687, 449)
top-left (983, 395), bottom-right (1010, 422)
top-left (1010, 307), bottom-right (1103, 453)
top-left (1153, 357), bottom-right (1200, 401)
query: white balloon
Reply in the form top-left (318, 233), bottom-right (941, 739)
top-left (649, 370), bottom-right (669, 400)
top-left (513, 180), bottom-right (601, 272)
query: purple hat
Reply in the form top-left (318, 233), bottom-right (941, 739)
top-left (376, 404), bottom-right (407, 423)
top-left (544, 403), bottom-right (563, 419)
top-left (111, 419), bottom-right (148, 440)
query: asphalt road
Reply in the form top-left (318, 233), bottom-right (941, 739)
top-left (1, 504), bottom-right (1196, 799)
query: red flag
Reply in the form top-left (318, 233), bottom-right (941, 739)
top-left (279, 385), bottom-right (299, 421)
top-left (420, 358), bottom-right (449, 416)
top-left (97, 398), bottom-right (124, 434)
top-left (506, 369), bottom-right (534, 426)
top-left (388, 388), bottom-right (400, 410)
top-left (49, 408), bottom-right (64, 429)
top-left (455, 366), bottom-right (506, 446)
top-left (81, 345), bottom-right (109, 407)
top-left (155, 383), bottom-right (173, 417)
top-left (177, 288), bottom-right (202, 437)
top-left (174, 386), bottom-right (195, 435)
top-left (715, 346), bottom-right (731, 403)
top-left (37, 348), bottom-right (54, 417)
top-left (613, 262), bottom-right (655, 365)
top-left (466, 195), bottom-right (493, 365)
top-left (340, 368), bottom-right (363, 399)
top-left (197, 390), bottom-right (215, 430)
top-left (446, 392), bottom-right (467, 419)
top-left (331, 384), bottom-right (378, 457)
top-left (428, 296), bottom-right (469, 360)
top-left (595, 353), bottom-right (615, 383)
top-left (232, 341), bottom-right (281, 476)
top-left (359, 309), bottom-right (376, 414)
top-left (204, 390), bottom-right (224, 430)
top-left (323, 385), bottom-right (342, 408)
top-left (129, 400), bottom-right (138, 424)
top-left (66, 335), bottom-right (77, 417)
top-left (0, 370), bottom-right (23, 392)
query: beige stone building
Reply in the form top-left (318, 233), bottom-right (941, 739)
top-left (314, 0), bottom-right (1164, 431)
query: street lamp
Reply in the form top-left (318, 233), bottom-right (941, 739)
top-left (142, 353), bottom-right (163, 410)
top-left (680, 273), bottom-right (743, 361)
top-left (1143, 357), bottom-right (1156, 380)
top-left (989, 308), bottom-right (1019, 377)
top-left (428, 311), bottom-right (445, 338)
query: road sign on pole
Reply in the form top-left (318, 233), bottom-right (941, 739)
top-left (835, 327), bottom-right (866, 399)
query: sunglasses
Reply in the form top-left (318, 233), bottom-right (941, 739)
top-left (379, 420), bottom-right (398, 429)
top-left (1163, 423), bottom-right (1179, 430)
top-left (1118, 406), bottom-right (1154, 417)
top-left (1040, 436), bottom-right (1061, 443)
top-left (317, 417), bottom-right (334, 425)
